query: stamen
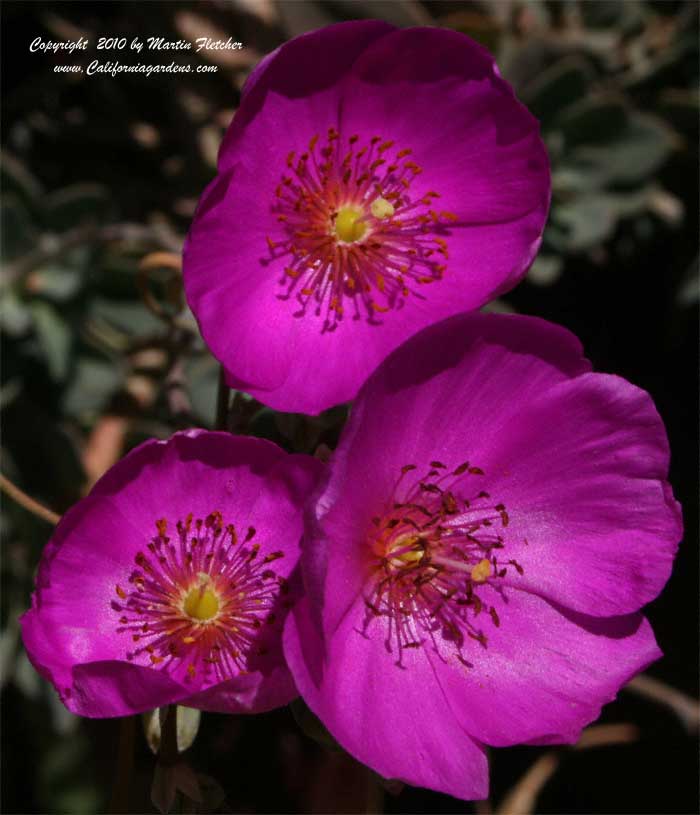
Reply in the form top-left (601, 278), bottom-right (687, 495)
top-left (266, 129), bottom-right (455, 332)
top-left (361, 462), bottom-right (522, 668)
top-left (112, 513), bottom-right (286, 682)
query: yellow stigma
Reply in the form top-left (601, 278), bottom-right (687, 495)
top-left (184, 577), bottom-right (219, 621)
top-left (386, 534), bottom-right (425, 569)
top-left (470, 559), bottom-right (492, 584)
top-left (370, 196), bottom-right (395, 219)
top-left (334, 206), bottom-right (367, 243)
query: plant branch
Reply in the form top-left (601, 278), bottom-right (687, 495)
top-left (495, 723), bottom-right (639, 815)
top-left (626, 673), bottom-right (700, 733)
top-left (0, 472), bottom-right (61, 525)
top-left (3, 222), bottom-right (182, 284)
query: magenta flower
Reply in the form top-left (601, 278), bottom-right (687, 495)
top-left (21, 431), bottom-right (321, 718)
top-left (284, 313), bottom-right (682, 800)
top-left (183, 21), bottom-right (550, 414)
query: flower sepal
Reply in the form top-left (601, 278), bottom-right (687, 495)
top-left (143, 705), bottom-right (201, 755)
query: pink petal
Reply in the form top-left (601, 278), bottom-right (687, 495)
top-left (472, 373), bottom-right (683, 615)
top-left (21, 432), bottom-right (321, 716)
top-left (426, 586), bottom-right (661, 746)
top-left (184, 24), bottom-right (550, 414)
top-left (284, 595), bottom-right (489, 800)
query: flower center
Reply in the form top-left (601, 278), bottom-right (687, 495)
top-left (112, 512), bottom-right (289, 682)
top-left (183, 576), bottom-right (220, 621)
top-left (265, 127), bottom-right (456, 332)
top-left (334, 205), bottom-right (367, 243)
top-left (362, 461), bottom-right (522, 668)
top-left (384, 533), bottom-right (426, 570)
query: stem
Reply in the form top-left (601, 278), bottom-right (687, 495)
top-left (159, 705), bottom-right (179, 767)
top-left (0, 472), bottom-right (61, 525)
top-left (109, 716), bottom-right (135, 814)
top-left (495, 723), bottom-right (639, 815)
top-left (215, 365), bottom-right (230, 431)
top-left (626, 673), bottom-right (700, 733)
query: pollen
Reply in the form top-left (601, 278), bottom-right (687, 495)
top-left (470, 559), bottom-right (492, 584)
top-left (370, 196), bottom-right (395, 219)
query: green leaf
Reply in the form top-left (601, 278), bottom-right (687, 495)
top-left (1, 194), bottom-right (38, 262)
top-left (567, 112), bottom-right (676, 187)
top-left (548, 195), bottom-right (617, 252)
top-left (622, 35), bottom-right (699, 95)
top-left (88, 297), bottom-right (164, 336)
top-left (25, 265), bottom-right (83, 302)
top-left (29, 302), bottom-right (72, 381)
top-left (0, 291), bottom-right (32, 336)
top-left (42, 183), bottom-right (114, 232)
top-left (61, 356), bottom-right (121, 419)
top-left (579, 0), bottom-right (643, 32)
top-left (0, 152), bottom-right (43, 210)
top-left (556, 97), bottom-right (630, 148)
top-left (656, 89), bottom-right (699, 143)
top-left (527, 254), bottom-right (563, 286)
top-left (521, 57), bottom-right (595, 129)
top-left (185, 355), bottom-right (219, 427)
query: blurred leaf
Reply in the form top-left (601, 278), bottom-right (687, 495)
top-left (25, 265), bottom-right (83, 302)
top-left (1, 194), bottom-right (38, 262)
top-left (276, 0), bottom-right (335, 37)
top-left (0, 378), bottom-right (22, 410)
top-left (557, 97), bottom-right (630, 148)
top-left (0, 291), bottom-right (33, 336)
top-left (332, 0), bottom-right (432, 27)
top-left (522, 57), bottom-right (595, 127)
top-left (622, 34), bottom-right (699, 94)
top-left (12, 651), bottom-right (42, 700)
top-left (61, 356), bottom-right (122, 420)
top-left (676, 257), bottom-right (699, 306)
top-left (42, 183), bottom-right (114, 232)
top-left (0, 614), bottom-right (20, 689)
top-left (578, 0), bottom-right (643, 33)
top-left (548, 194), bottom-right (617, 251)
top-left (29, 302), bottom-right (71, 380)
top-left (48, 682), bottom-right (80, 735)
top-left (527, 254), bottom-right (563, 286)
top-left (0, 151), bottom-right (43, 209)
top-left (185, 355), bottom-right (219, 427)
top-left (567, 112), bottom-right (676, 186)
top-left (89, 297), bottom-right (164, 337)
top-left (656, 88), bottom-right (699, 143)
top-left (38, 731), bottom-right (101, 815)
top-left (439, 9), bottom-right (502, 53)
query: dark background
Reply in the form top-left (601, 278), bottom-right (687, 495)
top-left (1, 1), bottom-right (698, 813)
